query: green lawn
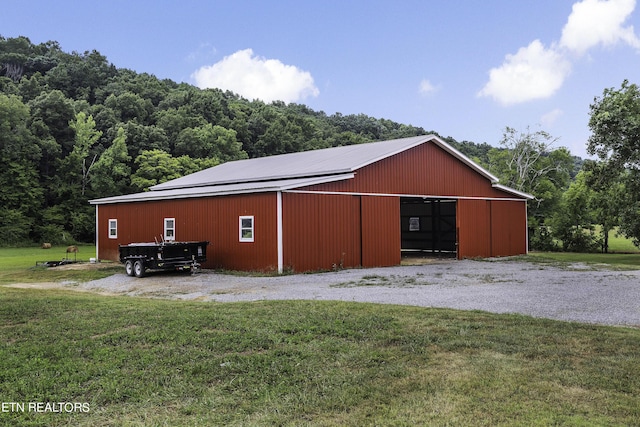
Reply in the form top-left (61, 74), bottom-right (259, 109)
top-left (530, 227), bottom-right (640, 269)
top-left (1, 246), bottom-right (639, 425)
top-left (0, 245), bottom-right (96, 270)
top-left (529, 251), bottom-right (640, 269)
top-left (0, 288), bottom-right (639, 426)
top-left (0, 245), bottom-right (120, 285)
top-left (606, 228), bottom-right (640, 253)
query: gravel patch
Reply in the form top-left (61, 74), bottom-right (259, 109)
top-left (70, 258), bottom-right (640, 327)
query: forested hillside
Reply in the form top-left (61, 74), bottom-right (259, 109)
top-left (1, 36), bottom-right (502, 245)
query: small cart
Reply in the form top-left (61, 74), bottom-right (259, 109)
top-left (119, 241), bottom-right (209, 277)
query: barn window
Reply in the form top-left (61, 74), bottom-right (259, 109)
top-left (239, 216), bottom-right (254, 242)
top-left (164, 218), bottom-right (175, 241)
top-left (108, 219), bottom-right (117, 239)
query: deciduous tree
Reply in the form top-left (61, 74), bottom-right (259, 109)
top-left (175, 124), bottom-right (247, 161)
top-left (582, 160), bottom-right (624, 253)
top-left (91, 127), bottom-right (131, 197)
top-left (67, 112), bottom-right (103, 196)
top-left (588, 80), bottom-right (640, 247)
top-left (549, 171), bottom-right (599, 252)
top-left (0, 93), bottom-right (43, 243)
top-left (131, 149), bottom-right (217, 191)
top-left (488, 127), bottom-right (572, 232)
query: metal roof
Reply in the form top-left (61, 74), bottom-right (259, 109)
top-left (491, 184), bottom-right (535, 200)
top-left (90, 135), bottom-right (533, 205)
top-left (150, 134), bottom-right (499, 191)
top-left (90, 174), bottom-right (355, 205)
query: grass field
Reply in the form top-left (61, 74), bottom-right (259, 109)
top-left (0, 288), bottom-right (638, 426)
top-left (531, 227), bottom-right (640, 269)
top-left (603, 227), bottom-right (640, 253)
top-left (0, 245), bottom-right (120, 285)
top-left (528, 251), bottom-right (640, 269)
top-left (1, 246), bottom-right (639, 425)
top-left (0, 244), bottom-right (97, 270)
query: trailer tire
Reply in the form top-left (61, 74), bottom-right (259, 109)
top-left (133, 260), bottom-right (146, 278)
top-left (125, 260), bottom-right (134, 276)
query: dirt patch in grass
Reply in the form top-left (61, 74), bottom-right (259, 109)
top-left (47, 261), bottom-right (118, 270)
top-left (5, 282), bottom-right (68, 290)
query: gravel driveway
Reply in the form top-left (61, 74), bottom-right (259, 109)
top-left (71, 258), bottom-right (640, 327)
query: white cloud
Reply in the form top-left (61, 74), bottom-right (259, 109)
top-left (477, 40), bottom-right (572, 105)
top-left (560, 0), bottom-right (640, 55)
top-left (191, 49), bottom-right (319, 103)
top-left (540, 108), bottom-right (564, 127)
top-left (418, 79), bottom-right (438, 96)
top-left (480, 0), bottom-right (640, 106)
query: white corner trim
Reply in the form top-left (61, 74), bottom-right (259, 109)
top-left (277, 191), bottom-right (283, 274)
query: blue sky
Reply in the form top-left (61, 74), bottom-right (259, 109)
top-left (2, 1), bottom-right (639, 158)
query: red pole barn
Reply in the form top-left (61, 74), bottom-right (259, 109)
top-left (90, 135), bottom-right (532, 273)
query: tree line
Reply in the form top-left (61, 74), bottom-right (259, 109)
top-left (1, 36), bottom-right (637, 253)
top-left (479, 81), bottom-right (640, 254)
top-left (0, 36), bottom-right (433, 244)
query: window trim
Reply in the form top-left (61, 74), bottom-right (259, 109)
top-left (108, 219), bottom-right (118, 239)
top-left (164, 217), bottom-right (176, 241)
top-left (239, 215), bottom-right (254, 242)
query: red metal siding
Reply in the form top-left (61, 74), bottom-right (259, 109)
top-left (281, 193), bottom-right (401, 271)
top-left (97, 193), bottom-right (278, 271)
top-left (282, 192), bottom-right (361, 272)
top-left (303, 142), bottom-right (511, 199)
top-left (457, 199), bottom-right (528, 258)
top-left (457, 199), bottom-right (491, 258)
top-left (361, 196), bottom-right (400, 267)
top-left (490, 200), bottom-right (528, 256)
top-left (298, 141), bottom-right (528, 260)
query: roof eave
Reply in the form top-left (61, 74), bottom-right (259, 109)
top-left (90, 173), bottom-right (356, 205)
top-left (89, 187), bottom-right (278, 205)
top-left (492, 183), bottom-right (535, 200)
top-left (151, 170), bottom-right (355, 191)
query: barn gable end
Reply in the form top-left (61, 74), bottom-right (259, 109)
top-left (294, 140), bottom-right (517, 199)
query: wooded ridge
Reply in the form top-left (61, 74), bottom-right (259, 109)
top-left (0, 36), bottom-right (505, 245)
top-left (5, 35), bottom-right (613, 253)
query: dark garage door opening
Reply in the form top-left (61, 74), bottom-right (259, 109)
top-left (400, 198), bottom-right (457, 257)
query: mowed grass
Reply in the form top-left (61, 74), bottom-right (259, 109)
top-left (0, 245), bottom-right (120, 285)
top-left (0, 287), bottom-right (639, 426)
top-left (530, 227), bottom-right (640, 269)
top-left (0, 244), bottom-right (100, 271)
top-left (529, 251), bottom-right (640, 269)
top-left (1, 245), bottom-right (639, 425)
top-left (606, 228), bottom-right (640, 253)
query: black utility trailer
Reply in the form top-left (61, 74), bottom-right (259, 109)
top-left (119, 241), bottom-right (209, 277)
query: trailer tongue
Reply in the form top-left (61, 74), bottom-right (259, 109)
top-left (119, 241), bottom-right (209, 277)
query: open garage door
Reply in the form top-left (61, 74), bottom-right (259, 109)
top-left (400, 198), bottom-right (457, 256)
